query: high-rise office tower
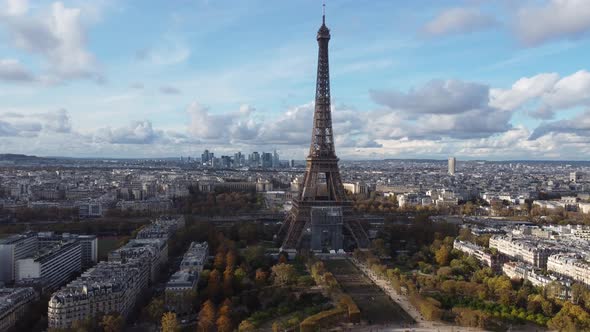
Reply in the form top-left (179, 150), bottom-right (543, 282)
top-left (448, 157), bottom-right (456, 175)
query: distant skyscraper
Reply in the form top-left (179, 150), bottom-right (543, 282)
top-left (273, 150), bottom-right (280, 168)
top-left (201, 150), bottom-right (210, 165)
top-left (250, 152), bottom-right (260, 167)
top-left (233, 152), bottom-right (243, 167)
top-left (262, 152), bottom-right (273, 168)
top-left (448, 157), bottom-right (456, 175)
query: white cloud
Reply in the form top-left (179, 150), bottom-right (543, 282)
top-left (489, 70), bottom-right (590, 119)
top-left (422, 7), bottom-right (496, 37)
top-left (370, 80), bottom-right (490, 115)
top-left (187, 102), bottom-right (261, 142)
top-left (490, 73), bottom-right (560, 110)
top-left (368, 79), bottom-right (513, 140)
top-left (5, 0), bottom-right (28, 16)
top-left (0, 1), bottom-right (102, 82)
top-left (529, 109), bottom-right (590, 140)
top-left (41, 108), bottom-right (71, 133)
top-left (0, 109), bottom-right (71, 136)
top-left (0, 58), bottom-right (35, 82)
top-left (515, 0), bottom-right (590, 46)
top-left (94, 121), bottom-right (161, 144)
top-left (543, 70), bottom-right (590, 109)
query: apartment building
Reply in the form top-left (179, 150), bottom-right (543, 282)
top-left (453, 239), bottom-right (504, 272)
top-left (165, 242), bottom-right (208, 316)
top-left (109, 238), bottom-right (168, 284)
top-left (47, 261), bottom-right (148, 329)
top-left (0, 287), bottom-right (39, 331)
top-left (489, 235), bottom-right (559, 269)
top-left (136, 216), bottom-right (185, 240)
top-left (37, 232), bottom-right (98, 269)
top-left (548, 254), bottom-right (590, 286)
top-left (0, 233), bottom-right (38, 283)
top-left (16, 240), bottom-right (82, 291)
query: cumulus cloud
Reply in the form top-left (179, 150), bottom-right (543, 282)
top-left (515, 0), bottom-right (590, 46)
top-left (0, 120), bottom-right (40, 137)
top-left (370, 80), bottom-right (489, 115)
top-left (526, 107), bottom-right (555, 120)
top-left (188, 103), bottom-right (234, 140)
top-left (0, 109), bottom-right (72, 136)
top-left (529, 110), bottom-right (590, 140)
top-left (543, 70), bottom-right (590, 109)
top-left (368, 79), bottom-right (512, 140)
top-left (490, 73), bottom-right (560, 111)
top-left (0, 1), bottom-right (102, 82)
top-left (185, 101), bottom-right (381, 149)
top-left (94, 121), bottom-right (162, 144)
top-left (422, 7), bottom-right (496, 37)
top-left (490, 70), bottom-right (590, 119)
top-left (187, 102), bottom-right (260, 142)
top-left (258, 103), bottom-right (313, 145)
top-left (5, 0), bottom-right (28, 16)
top-left (41, 108), bottom-right (71, 133)
top-left (412, 109), bottom-right (512, 140)
top-left (0, 58), bottom-right (35, 82)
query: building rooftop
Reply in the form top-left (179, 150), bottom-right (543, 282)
top-left (0, 287), bottom-right (36, 313)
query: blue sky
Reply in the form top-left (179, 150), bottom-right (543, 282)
top-left (1, 0), bottom-right (590, 160)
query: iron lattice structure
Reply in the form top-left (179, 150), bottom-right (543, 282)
top-left (280, 13), bottom-right (369, 250)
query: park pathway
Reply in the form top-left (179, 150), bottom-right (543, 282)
top-left (349, 257), bottom-right (486, 332)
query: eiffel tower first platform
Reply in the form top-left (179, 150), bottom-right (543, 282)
top-left (279, 8), bottom-right (370, 252)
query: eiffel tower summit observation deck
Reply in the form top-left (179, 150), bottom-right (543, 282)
top-left (278, 5), bottom-right (370, 253)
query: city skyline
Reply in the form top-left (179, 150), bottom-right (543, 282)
top-left (2, 0), bottom-right (590, 160)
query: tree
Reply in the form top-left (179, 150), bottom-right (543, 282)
top-left (238, 320), bottom-right (256, 332)
top-left (548, 302), bottom-right (590, 332)
top-left (244, 245), bottom-right (266, 267)
top-left (198, 300), bottom-right (217, 332)
top-left (255, 268), bottom-right (268, 286)
top-left (223, 267), bottom-right (234, 298)
top-left (271, 263), bottom-right (297, 286)
top-left (161, 312), bottom-right (179, 332)
top-left (219, 298), bottom-right (232, 316)
top-left (234, 267), bottom-right (247, 285)
top-left (71, 317), bottom-right (98, 332)
top-left (214, 252), bottom-right (226, 270)
top-left (100, 314), bottom-right (123, 332)
top-left (216, 314), bottom-right (233, 332)
top-left (452, 307), bottom-right (490, 329)
top-left (144, 296), bottom-right (165, 322)
top-left (435, 245), bottom-right (451, 266)
top-left (461, 202), bottom-right (476, 216)
top-left (226, 250), bottom-right (238, 269)
top-left (207, 269), bottom-right (222, 301)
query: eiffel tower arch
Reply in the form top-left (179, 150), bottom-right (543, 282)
top-left (279, 9), bottom-right (370, 252)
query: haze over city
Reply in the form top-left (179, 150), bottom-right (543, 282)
top-left (2, 0), bottom-right (590, 160)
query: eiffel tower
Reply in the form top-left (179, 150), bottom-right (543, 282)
top-left (280, 6), bottom-right (369, 251)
